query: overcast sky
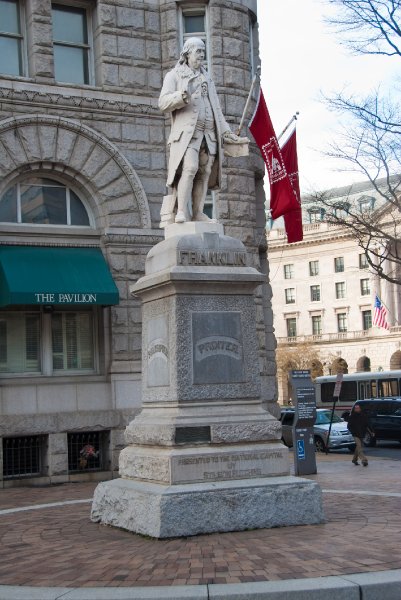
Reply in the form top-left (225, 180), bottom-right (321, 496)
top-left (256, 0), bottom-right (400, 194)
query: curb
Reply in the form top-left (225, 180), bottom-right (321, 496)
top-left (0, 569), bottom-right (401, 600)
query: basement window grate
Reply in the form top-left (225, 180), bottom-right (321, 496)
top-left (3, 436), bottom-right (46, 478)
top-left (68, 431), bottom-right (108, 473)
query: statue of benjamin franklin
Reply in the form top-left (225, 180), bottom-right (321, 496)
top-left (159, 37), bottom-right (248, 225)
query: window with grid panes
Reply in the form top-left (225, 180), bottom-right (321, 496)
top-left (52, 4), bottom-right (91, 85)
top-left (360, 278), bottom-right (370, 296)
top-left (181, 8), bottom-right (208, 66)
top-left (310, 285), bottom-right (321, 302)
top-left (286, 318), bottom-right (297, 338)
top-left (362, 310), bottom-right (372, 330)
top-left (335, 281), bottom-right (346, 299)
top-left (0, 178), bottom-right (90, 226)
top-left (337, 312), bottom-right (347, 332)
top-left (359, 253), bottom-right (368, 269)
top-left (334, 257), bottom-right (344, 272)
top-left (285, 288), bottom-right (295, 304)
top-left (309, 260), bottom-right (319, 276)
top-left (284, 264), bottom-right (294, 279)
top-left (0, 0), bottom-right (24, 76)
top-left (312, 315), bottom-right (322, 335)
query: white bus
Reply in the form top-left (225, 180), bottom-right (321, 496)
top-left (315, 370), bottom-right (401, 410)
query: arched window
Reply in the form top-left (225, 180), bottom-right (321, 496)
top-left (0, 177), bottom-right (90, 226)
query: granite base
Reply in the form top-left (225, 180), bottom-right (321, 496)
top-left (91, 476), bottom-right (325, 538)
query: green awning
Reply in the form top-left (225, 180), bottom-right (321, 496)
top-left (0, 246), bottom-right (119, 307)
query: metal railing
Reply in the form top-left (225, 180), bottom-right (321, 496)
top-left (277, 328), bottom-right (389, 344)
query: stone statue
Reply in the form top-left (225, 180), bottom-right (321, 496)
top-left (158, 37), bottom-right (249, 226)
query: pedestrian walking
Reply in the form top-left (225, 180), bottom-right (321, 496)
top-left (347, 404), bottom-right (375, 466)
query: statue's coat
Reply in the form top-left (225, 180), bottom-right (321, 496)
top-left (159, 63), bottom-right (231, 190)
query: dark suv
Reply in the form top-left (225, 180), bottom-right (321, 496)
top-left (346, 398), bottom-right (401, 446)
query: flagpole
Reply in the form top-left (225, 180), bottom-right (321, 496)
top-left (277, 112), bottom-right (299, 142)
top-left (236, 66), bottom-right (261, 136)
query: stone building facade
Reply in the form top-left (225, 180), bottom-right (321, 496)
top-left (0, 0), bottom-right (275, 485)
top-left (268, 179), bottom-right (401, 404)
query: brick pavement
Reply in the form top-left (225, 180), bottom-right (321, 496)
top-left (0, 453), bottom-right (400, 588)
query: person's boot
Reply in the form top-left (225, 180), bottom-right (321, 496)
top-left (352, 459), bottom-right (359, 465)
top-left (362, 460), bottom-right (368, 467)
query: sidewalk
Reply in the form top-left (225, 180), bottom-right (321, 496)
top-left (0, 453), bottom-right (400, 590)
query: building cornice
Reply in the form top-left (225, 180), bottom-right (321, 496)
top-left (0, 81), bottom-right (161, 118)
top-left (267, 223), bottom-right (354, 250)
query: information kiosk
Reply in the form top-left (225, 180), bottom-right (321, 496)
top-left (290, 369), bottom-right (317, 476)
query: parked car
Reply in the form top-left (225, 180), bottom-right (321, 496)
top-left (342, 398), bottom-right (401, 446)
top-left (280, 408), bottom-right (356, 453)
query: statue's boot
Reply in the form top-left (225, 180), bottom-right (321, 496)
top-left (175, 211), bottom-right (186, 223)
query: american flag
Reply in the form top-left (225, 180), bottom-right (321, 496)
top-left (373, 294), bottom-right (390, 330)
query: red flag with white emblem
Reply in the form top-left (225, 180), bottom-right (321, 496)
top-left (249, 89), bottom-right (299, 220)
top-left (280, 129), bottom-right (303, 243)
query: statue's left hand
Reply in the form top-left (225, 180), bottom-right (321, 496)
top-left (222, 131), bottom-right (239, 142)
top-left (222, 131), bottom-right (250, 144)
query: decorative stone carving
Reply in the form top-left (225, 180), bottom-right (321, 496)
top-left (0, 114), bottom-right (151, 229)
top-left (0, 85), bottom-right (156, 116)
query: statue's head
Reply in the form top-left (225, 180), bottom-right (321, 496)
top-left (179, 37), bottom-right (205, 69)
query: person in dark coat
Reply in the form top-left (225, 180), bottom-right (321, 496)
top-left (347, 404), bottom-right (375, 466)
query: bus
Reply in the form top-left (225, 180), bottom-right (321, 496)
top-left (315, 370), bottom-right (401, 410)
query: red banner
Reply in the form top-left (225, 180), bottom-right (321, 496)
top-left (249, 89), bottom-right (299, 220)
top-left (281, 129), bottom-right (303, 243)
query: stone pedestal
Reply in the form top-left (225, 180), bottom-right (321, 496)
top-left (91, 223), bottom-right (324, 537)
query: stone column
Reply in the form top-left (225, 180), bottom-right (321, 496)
top-left (91, 223), bottom-right (324, 538)
top-left (48, 433), bottom-right (68, 482)
top-left (26, 0), bottom-right (54, 81)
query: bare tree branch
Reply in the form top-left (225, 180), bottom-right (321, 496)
top-left (324, 0), bottom-right (401, 57)
top-left (309, 2), bottom-right (401, 284)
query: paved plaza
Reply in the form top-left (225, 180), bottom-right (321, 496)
top-left (0, 451), bottom-right (400, 589)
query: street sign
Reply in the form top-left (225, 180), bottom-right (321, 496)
top-left (333, 373), bottom-right (343, 398)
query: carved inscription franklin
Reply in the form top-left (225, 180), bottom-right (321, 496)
top-left (178, 250), bottom-right (246, 267)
